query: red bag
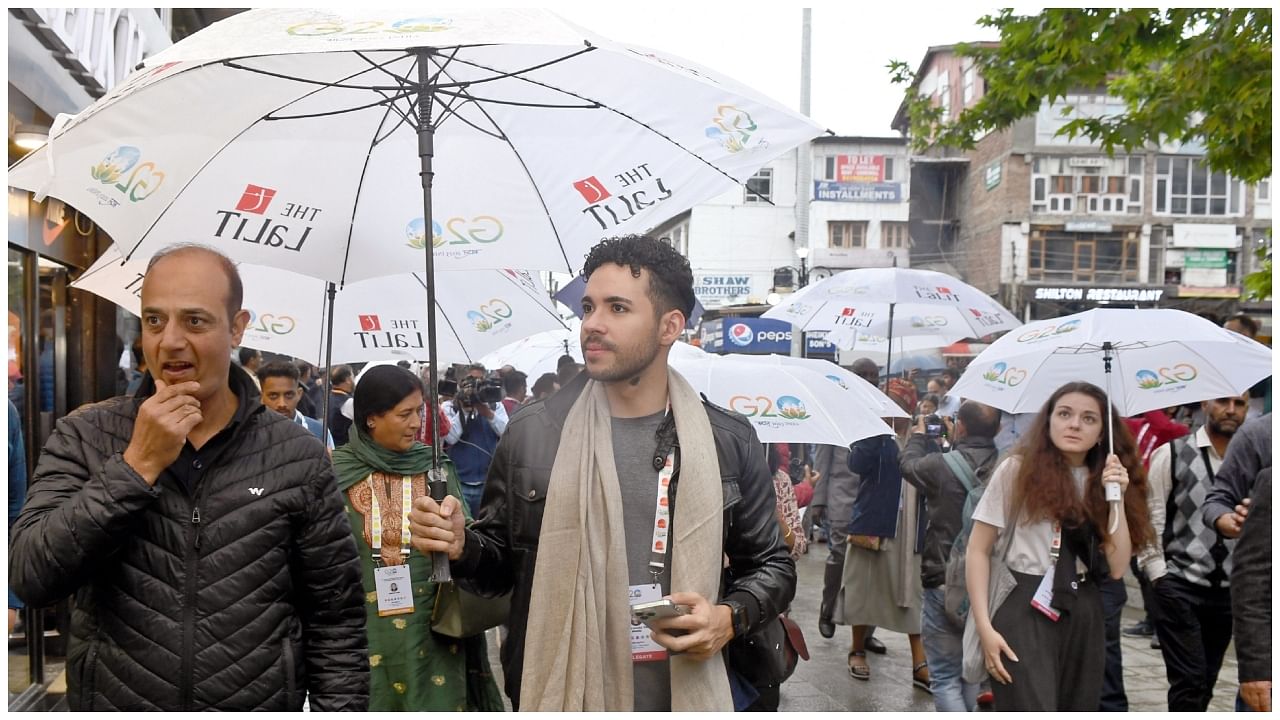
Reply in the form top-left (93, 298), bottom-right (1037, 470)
top-left (793, 481), bottom-right (813, 508)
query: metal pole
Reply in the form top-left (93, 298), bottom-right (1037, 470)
top-left (320, 282), bottom-right (336, 443)
top-left (417, 48), bottom-right (451, 583)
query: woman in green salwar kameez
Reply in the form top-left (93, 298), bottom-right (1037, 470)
top-left (332, 365), bottom-right (504, 711)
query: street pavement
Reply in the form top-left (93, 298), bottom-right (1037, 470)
top-left (484, 535), bottom-right (1242, 712)
top-left (782, 536), bottom-right (1241, 712)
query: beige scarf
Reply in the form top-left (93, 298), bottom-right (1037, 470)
top-left (519, 367), bottom-right (733, 711)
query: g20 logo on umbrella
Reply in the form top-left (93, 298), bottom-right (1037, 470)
top-left (88, 146), bottom-right (165, 203)
top-left (824, 374), bottom-right (850, 390)
top-left (706, 105), bottom-right (764, 154)
top-left (244, 310), bottom-right (296, 336)
top-left (914, 285), bottom-right (961, 302)
top-left (406, 215), bottom-right (504, 251)
top-left (729, 394), bottom-right (810, 420)
top-left (1136, 364), bottom-right (1198, 391)
top-left (286, 16), bottom-right (453, 36)
top-left (466, 299), bottom-right (514, 333)
top-left (910, 315), bottom-right (948, 329)
top-left (784, 301), bottom-right (813, 316)
top-left (727, 323), bottom-right (754, 347)
top-left (982, 362), bottom-right (1028, 388)
top-left (574, 164), bottom-right (674, 231)
top-left (1016, 319), bottom-right (1081, 343)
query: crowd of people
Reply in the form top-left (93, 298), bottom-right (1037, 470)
top-left (6, 236), bottom-right (1272, 712)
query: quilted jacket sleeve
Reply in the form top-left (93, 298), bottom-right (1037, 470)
top-left (293, 454), bottom-right (369, 711)
top-left (10, 413), bottom-right (162, 608)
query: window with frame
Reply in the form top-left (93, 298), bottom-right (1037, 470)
top-left (744, 168), bottom-right (773, 203)
top-left (881, 221), bottom-right (909, 248)
top-left (962, 67), bottom-right (975, 104)
top-left (828, 221), bottom-right (867, 248)
top-left (1257, 178), bottom-right (1271, 205)
top-left (938, 71), bottom-right (951, 116)
top-left (1154, 156), bottom-right (1244, 216)
top-left (1027, 229), bottom-right (1140, 283)
top-left (1031, 156), bottom-right (1143, 215)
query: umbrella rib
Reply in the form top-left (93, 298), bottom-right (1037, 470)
top-left (431, 87), bottom-right (600, 110)
top-left (494, 271), bottom-right (572, 329)
top-left (432, 66), bottom-right (576, 273)
top-left (411, 274), bottom-right (474, 363)
top-left (447, 54), bottom-right (746, 187)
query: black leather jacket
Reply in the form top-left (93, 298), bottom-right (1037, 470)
top-left (452, 371), bottom-right (796, 708)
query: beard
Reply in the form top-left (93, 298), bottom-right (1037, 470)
top-left (1208, 417), bottom-right (1241, 436)
top-left (582, 332), bottom-right (662, 384)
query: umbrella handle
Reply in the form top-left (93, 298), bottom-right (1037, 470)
top-left (428, 467), bottom-right (453, 583)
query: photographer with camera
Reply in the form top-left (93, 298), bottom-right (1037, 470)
top-left (443, 363), bottom-right (508, 516)
top-left (899, 400), bottom-right (1002, 711)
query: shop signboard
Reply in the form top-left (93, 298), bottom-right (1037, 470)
top-left (814, 181), bottom-right (901, 203)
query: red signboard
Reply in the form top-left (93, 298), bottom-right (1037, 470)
top-left (836, 155), bottom-right (884, 183)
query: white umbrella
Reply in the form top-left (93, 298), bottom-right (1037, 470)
top-left (950, 307), bottom-right (1272, 532)
top-left (669, 352), bottom-right (894, 446)
top-left (14, 10), bottom-right (824, 492)
top-left (479, 322), bottom-right (581, 380)
top-left (72, 244), bottom-right (568, 366)
top-left (764, 354), bottom-right (909, 419)
top-left (762, 266), bottom-right (1020, 376)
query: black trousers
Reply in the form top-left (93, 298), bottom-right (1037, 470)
top-left (1151, 574), bottom-right (1234, 711)
top-left (1098, 577), bottom-right (1129, 711)
top-left (991, 571), bottom-right (1105, 711)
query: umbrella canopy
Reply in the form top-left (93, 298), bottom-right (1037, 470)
top-left (950, 308), bottom-right (1273, 417)
top-left (72, 244), bottom-right (567, 366)
top-left (478, 322), bottom-right (582, 380)
top-left (10, 8), bottom-right (825, 283)
top-left (763, 267), bottom-right (1021, 342)
top-left (669, 352), bottom-right (894, 446)
top-left (764, 354), bottom-right (909, 419)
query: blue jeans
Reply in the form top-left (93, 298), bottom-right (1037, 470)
top-left (921, 586), bottom-right (978, 712)
top-left (461, 483), bottom-right (485, 518)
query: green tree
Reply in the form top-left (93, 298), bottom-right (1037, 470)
top-left (889, 8), bottom-right (1272, 183)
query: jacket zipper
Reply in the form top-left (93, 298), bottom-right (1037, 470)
top-left (180, 499), bottom-right (203, 711)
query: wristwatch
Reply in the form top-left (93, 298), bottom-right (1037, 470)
top-left (719, 599), bottom-right (749, 638)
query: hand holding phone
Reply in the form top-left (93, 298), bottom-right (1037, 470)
top-left (630, 599), bottom-right (688, 625)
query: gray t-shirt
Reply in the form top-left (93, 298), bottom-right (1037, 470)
top-left (611, 411), bottom-right (672, 711)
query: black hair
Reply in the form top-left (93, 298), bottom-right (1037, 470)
top-left (581, 234), bottom-right (695, 320)
top-left (1225, 313), bottom-right (1260, 338)
top-left (238, 347), bottom-right (260, 366)
top-left (353, 365), bottom-right (423, 431)
top-left (940, 367), bottom-right (959, 383)
top-left (531, 372), bottom-right (558, 397)
top-left (557, 361), bottom-right (580, 387)
top-left (294, 359), bottom-right (313, 381)
top-left (257, 360), bottom-right (300, 385)
top-left (556, 353), bottom-right (576, 370)
top-left (957, 400), bottom-right (1001, 439)
top-left (919, 393), bottom-right (942, 411)
top-left (503, 370), bottom-right (528, 395)
top-left (146, 243), bottom-right (243, 323)
top-left (330, 364), bottom-right (354, 386)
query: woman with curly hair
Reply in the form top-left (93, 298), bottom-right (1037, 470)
top-left (964, 381), bottom-right (1153, 711)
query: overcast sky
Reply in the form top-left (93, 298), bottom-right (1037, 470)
top-left (550, 3), bottom-right (1016, 137)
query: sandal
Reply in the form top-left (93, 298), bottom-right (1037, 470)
top-left (912, 661), bottom-right (932, 693)
top-left (848, 650), bottom-right (870, 681)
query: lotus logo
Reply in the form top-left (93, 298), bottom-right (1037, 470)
top-left (466, 299), bottom-right (514, 333)
top-left (1136, 364), bottom-right (1198, 390)
top-left (727, 323), bottom-right (754, 346)
top-left (1017, 319), bottom-right (1081, 343)
top-left (982, 362), bottom-right (1027, 387)
top-left (775, 396), bottom-right (809, 419)
top-left (391, 17), bottom-right (452, 32)
top-left (706, 105), bottom-right (757, 153)
top-left (405, 218), bottom-right (445, 249)
top-left (91, 146), bottom-right (141, 184)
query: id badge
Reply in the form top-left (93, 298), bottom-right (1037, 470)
top-left (628, 583), bottom-right (668, 662)
top-left (1030, 565), bottom-right (1061, 622)
top-left (374, 564), bottom-right (415, 617)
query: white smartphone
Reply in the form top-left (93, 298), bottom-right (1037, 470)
top-left (630, 599), bottom-right (687, 625)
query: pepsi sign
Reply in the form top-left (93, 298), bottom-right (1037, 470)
top-left (702, 317), bottom-right (794, 354)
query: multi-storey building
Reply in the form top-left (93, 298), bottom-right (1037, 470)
top-left (893, 44), bottom-right (1271, 337)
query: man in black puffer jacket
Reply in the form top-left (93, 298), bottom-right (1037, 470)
top-left (10, 245), bottom-right (367, 711)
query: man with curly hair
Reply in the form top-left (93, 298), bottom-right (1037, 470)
top-left (410, 235), bottom-right (796, 711)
